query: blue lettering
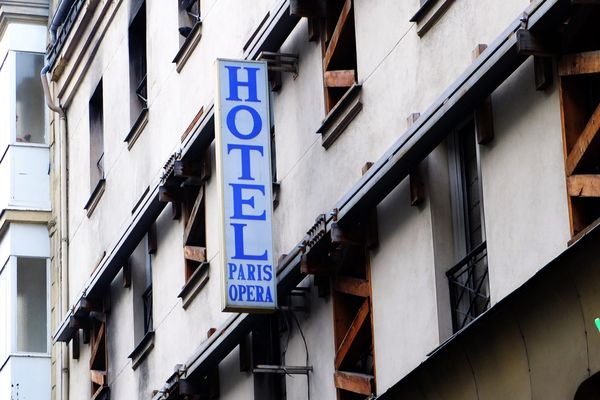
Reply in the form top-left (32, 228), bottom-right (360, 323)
top-left (231, 223), bottom-right (268, 260)
top-left (228, 263), bottom-right (237, 280)
top-left (265, 286), bottom-right (273, 303)
top-left (227, 144), bottom-right (264, 181)
top-left (263, 264), bottom-right (272, 281)
top-left (256, 286), bottom-right (264, 302)
top-left (229, 285), bottom-right (238, 301)
top-left (237, 265), bottom-right (246, 280)
top-left (225, 66), bottom-right (260, 102)
top-left (256, 264), bottom-right (262, 281)
top-left (247, 285), bottom-right (255, 302)
top-left (226, 105), bottom-right (262, 140)
top-left (247, 264), bottom-right (256, 281)
top-left (230, 183), bottom-right (266, 220)
top-left (239, 284), bottom-right (247, 299)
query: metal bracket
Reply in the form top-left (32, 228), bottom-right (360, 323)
top-left (257, 51), bottom-right (299, 91)
top-left (253, 364), bottom-right (313, 375)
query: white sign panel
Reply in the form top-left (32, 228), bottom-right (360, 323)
top-left (215, 59), bottom-right (277, 312)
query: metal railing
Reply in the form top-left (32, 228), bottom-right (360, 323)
top-left (446, 241), bottom-right (490, 332)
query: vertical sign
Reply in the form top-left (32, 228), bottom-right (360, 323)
top-left (215, 59), bottom-right (277, 312)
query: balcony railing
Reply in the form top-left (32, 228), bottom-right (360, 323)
top-left (446, 241), bottom-right (490, 332)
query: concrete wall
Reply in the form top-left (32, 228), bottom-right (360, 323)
top-left (50, 0), bottom-right (576, 398)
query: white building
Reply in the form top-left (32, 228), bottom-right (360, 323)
top-left (0, 1), bottom-right (51, 399)
top-left (46, 0), bottom-right (600, 399)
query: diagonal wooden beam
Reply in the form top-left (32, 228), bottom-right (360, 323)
top-left (334, 371), bottom-right (374, 395)
top-left (184, 246), bottom-right (207, 262)
top-left (89, 323), bottom-right (105, 370)
top-left (565, 102), bottom-right (600, 176)
top-left (335, 298), bottom-right (369, 368)
top-left (323, 0), bottom-right (352, 71)
top-left (183, 186), bottom-right (205, 245)
top-left (567, 175), bottom-right (600, 197)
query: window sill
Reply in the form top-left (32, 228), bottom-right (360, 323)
top-left (84, 179), bottom-right (106, 217)
top-left (178, 262), bottom-right (210, 309)
top-left (125, 108), bottom-right (149, 150)
top-left (410, 0), bottom-right (455, 37)
top-left (173, 21), bottom-right (202, 73)
top-left (128, 330), bottom-right (155, 370)
top-left (317, 84), bottom-right (362, 149)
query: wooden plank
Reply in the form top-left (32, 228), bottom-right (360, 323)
top-left (334, 371), bottom-right (374, 395)
top-left (183, 186), bottom-right (205, 245)
top-left (72, 331), bottom-right (80, 360)
top-left (324, 70), bottom-right (356, 88)
top-left (335, 298), bottom-right (369, 368)
top-left (567, 175), bottom-right (600, 197)
top-left (516, 29), bottom-right (556, 56)
top-left (89, 323), bottom-right (105, 370)
top-left (559, 51), bottom-right (600, 76)
top-left (323, 0), bottom-right (352, 70)
top-left (333, 276), bottom-right (369, 297)
top-left (565, 102), bottom-right (600, 175)
top-left (90, 370), bottom-right (106, 386)
top-left (184, 246), bottom-right (207, 263)
top-left (475, 96), bottom-right (495, 144)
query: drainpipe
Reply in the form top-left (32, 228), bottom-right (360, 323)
top-left (41, 65), bottom-right (69, 400)
top-left (50, 0), bottom-right (77, 43)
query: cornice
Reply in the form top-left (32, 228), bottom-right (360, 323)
top-left (0, 0), bottom-right (49, 38)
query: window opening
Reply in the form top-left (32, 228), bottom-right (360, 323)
top-left (89, 80), bottom-right (104, 192)
top-left (15, 52), bottom-right (46, 144)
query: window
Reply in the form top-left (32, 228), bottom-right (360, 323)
top-left (321, 0), bottom-right (358, 113)
top-left (178, 0), bottom-right (201, 44)
top-left (89, 80), bottom-right (105, 192)
top-left (558, 59), bottom-right (600, 238)
top-left (331, 243), bottom-right (376, 399)
top-left (182, 184), bottom-right (206, 282)
top-left (446, 120), bottom-right (490, 332)
top-left (15, 52), bottom-right (46, 144)
top-left (129, 0), bottom-right (148, 124)
top-left (132, 234), bottom-right (154, 344)
top-left (16, 257), bottom-right (48, 353)
top-left (410, 0), bottom-right (455, 37)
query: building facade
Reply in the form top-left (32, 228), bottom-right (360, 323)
top-left (0, 0), bottom-right (52, 399)
top-left (45, 0), bottom-right (600, 399)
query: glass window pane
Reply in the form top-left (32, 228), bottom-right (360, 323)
top-left (15, 52), bottom-right (46, 144)
top-left (16, 257), bottom-right (47, 353)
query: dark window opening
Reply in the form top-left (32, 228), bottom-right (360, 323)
top-left (182, 184), bottom-right (207, 282)
top-left (447, 120), bottom-right (490, 332)
top-left (89, 80), bottom-right (104, 191)
top-left (129, 1), bottom-right (147, 124)
top-left (321, 0), bottom-right (358, 113)
top-left (178, 0), bottom-right (201, 45)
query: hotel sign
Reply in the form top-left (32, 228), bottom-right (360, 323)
top-left (215, 59), bottom-right (277, 312)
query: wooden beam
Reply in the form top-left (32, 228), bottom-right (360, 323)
top-left (183, 186), bottom-right (205, 245)
top-left (565, 102), bottom-right (600, 175)
top-left (567, 175), bottom-right (600, 197)
top-left (516, 29), bottom-right (556, 56)
top-left (184, 246), bottom-right (207, 263)
top-left (333, 276), bottom-right (369, 297)
top-left (90, 370), bottom-right (106, 386)
top-left (559, 51), bottom-right (600, 76)
top-left (290, 0), bottom-right (326, 17)
top-left (335, 298), bottom-right (369, 368)
top-left (324, 70), bottom-right (356, 88)
top-left (72, 331), bottom-right (80, 360)
top-left (323, 0), bottom-right (352, 70)
top-left (334, 371), bottom-right (374, 396)
top-left (89, 323), bottom-right (105, 370)
top-left (475, 96), bottom-right (495, 144)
